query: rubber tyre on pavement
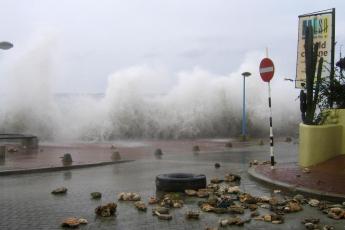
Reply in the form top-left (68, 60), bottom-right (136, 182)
top-left (155, 173), bottom-right (207, 192)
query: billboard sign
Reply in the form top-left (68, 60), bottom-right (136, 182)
top-left (295, 9), bottom-right (335, 89)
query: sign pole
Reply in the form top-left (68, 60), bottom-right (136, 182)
top-left (268, 81), bottom-right (275, 169)
top-left (330, 8), bottom-right (336, 108)
top-left (259, 55), bottom-right (275, 170)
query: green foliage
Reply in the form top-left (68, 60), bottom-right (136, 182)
top-left (303, 25), bottom-right (324, 125)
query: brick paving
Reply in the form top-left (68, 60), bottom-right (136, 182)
top-left (253, 155), bottom-right (345, 197)
top-left (0, 138), bottom-right (262, 171)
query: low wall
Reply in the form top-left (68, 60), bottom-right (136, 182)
top-left (299, 123), bottom-right (342, 167)
top-left (334, 109), bottom-right (345, 154)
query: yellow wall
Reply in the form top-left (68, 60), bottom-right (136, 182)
top-left (299, 123), bottom-right (342, 167)
top-left (299, 109), bottom-right (345, 167)
top-left (334, 109), bottom-right (345, 154)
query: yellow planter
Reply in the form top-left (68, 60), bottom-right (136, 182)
top-left (299, 123), bottom-right (342, 167)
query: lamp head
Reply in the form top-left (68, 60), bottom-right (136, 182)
top-left (241, 72), bottom-right (251, 77)
top-left (0, 41), bottom-right (13, 50)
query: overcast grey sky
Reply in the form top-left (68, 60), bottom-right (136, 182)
top-left (0, 0), bottom-right (345, 93)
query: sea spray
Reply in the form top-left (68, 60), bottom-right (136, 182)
top-left (0, 41), bottom-right (299, 141)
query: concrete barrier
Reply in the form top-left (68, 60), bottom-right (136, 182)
top-left (0, 146), bottom-right (5, 164)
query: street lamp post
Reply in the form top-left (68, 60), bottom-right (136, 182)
top-left (0, 41), bottom-right (13, 162)
top-left (241, 71), bottom-right (251, 140)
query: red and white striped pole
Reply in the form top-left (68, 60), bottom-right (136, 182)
top-left (259, 54), bottom-right (275, 169)
top-left (268, 82), bottom-right (275, 169)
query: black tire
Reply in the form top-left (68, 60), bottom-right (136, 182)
top-left (156, 173), bottom-right (206, 192)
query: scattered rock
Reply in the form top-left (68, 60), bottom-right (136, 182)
top-left (148, 196), bottom-right (159, 205)
top-left (185, 189), bottom-right (197, 196)
top-left (154, 148), bottom-right (163, 156)
top-left (213, 208), bottom-right (227, 214)
top-left (247, 204), bottom-right (258, 211)
top-left (214, 163), bottom-right (221, 168)
top-left (239, 193), bottom-right (257, 204)
top-left (152, 207), bottom-right (170, 215)
top-left (51, 187), bottom-right (67, 195)
top-left (293, 194), bottom-right (305, 203)
top-left (269, 197), bottom-right (279, 206)
top-left (303, 168), bottom-right (311, 173)
top-left (260, 204), bottom-right (270, 209)
top-left (302, 218), bottom-right (320, 224)
top-left (185, 210), bottom-right (200, 219)
top-left (224, 173), bottom-right (241, 183)
top-left (200, 203), bottom-right (215, 212)
top-left (90, 192), bottom-right (102, 199)
top-left (160, 194), bottom-right (183, 208)
top-left (173, 202), bottom-right (183, 208)
top-left (264, 214), bottom-right (272, 222)
top-left (205, 228), bottom-right (218, 230)
top-left (193, 145), bottom-right (200, 152)
top-left (219, 219), bottom-right (229, 227)
top-left (308, 199), bottom-right (320, 207)
top-left (134, 201), bottom-right (147, 211)
top-left (154, 211), bottom-right (172, 220)
top-left (219, 216), bottom-right (249, 226)
top-left (61, 217), bottom-right (79, 228)
top-left (225, 142), bottom-right (232, 148)
top-left (318, 201), bottom-right (331, 210)
top-left (207, 183), bottom-right (219, 191)
top-left (210, 178), bottom-right (222, 184)
top-left (259, 196), bottom-right (271, 203)
top-left (258, 140), bottom-right (264, 145)
top-left (118, 192), bottom-right (141, 201)
top-left (216, 196), bottom-right (234, 209)
top-left (251, 210), bottom-right (260, 217)
top-left (327, 207), bottom-right (345, 219)
top-left (249, 160), bottom-right (259, 167)
top-left (323, 225), bottom-right (335, 230)
top-left (229, 216), bottom-right (248, 225)
top-left (206, 196), bottom-right (218, 207)
top-left (285, 200), bottom-right (303, 212)
top-left (78, 218), bottom-right (88, 224)
top-left (254, 214), bottom-right (284, 224)
top-left (304, 222), bottom-right (318, 230)
top-left (272, 220), bottom-right (283, 224)
top-left (7, 147), bottom-right (18, 153)
top-left (228, 205), bottom-right (244, 214)
top-left (197, 189), bottom-right (211, 198)
top-left (95, 203), bottom-right (117, 217)
top-left (273, 189), bottom-right (281, 194)
top-left (228, 186), bottom-right (240, 194)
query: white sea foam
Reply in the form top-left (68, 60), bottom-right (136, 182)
top-left (0, 38), bottom-right (300, 141)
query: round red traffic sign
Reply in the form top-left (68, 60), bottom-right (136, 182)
top-left (259, 58), bottom-right (275, 82)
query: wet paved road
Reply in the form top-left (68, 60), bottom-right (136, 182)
top-left (0, 142), bottom-right (344, 229)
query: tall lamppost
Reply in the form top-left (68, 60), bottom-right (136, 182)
top-left (0, 41), bottom-right (13, 50)
top-left (241, 71), bottom-right (251, 140)
top-left (0, 41), bottom-right (12, 162)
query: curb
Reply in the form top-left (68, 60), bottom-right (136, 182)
top-left (248, 166), bottom-right (345, 201)
top-left (0, 160), bottom-right (134, 176)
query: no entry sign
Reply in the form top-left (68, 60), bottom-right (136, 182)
top-left (259, 58), bottom-right (275, 82)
